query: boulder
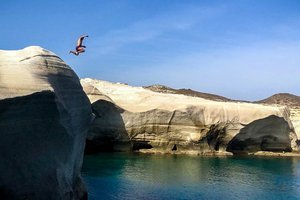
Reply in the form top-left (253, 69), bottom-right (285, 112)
top-left (0, 46), bottom-right (92, 199)
top-left (81, 78), bottom-right (298, 155)
top-left (256, 93), bottom-right (300, 140)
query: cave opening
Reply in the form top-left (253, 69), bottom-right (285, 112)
top-left (172, 144), bottom-right (177, 151)
top-left (132, 141), bottom-right (153, 151)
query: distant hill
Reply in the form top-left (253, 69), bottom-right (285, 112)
top-left (144, 84), bottom-right (234, 102)
top-left (144, 85), bottom-right (300, 108)
top-left (256, 93), bottom-right (300, 108)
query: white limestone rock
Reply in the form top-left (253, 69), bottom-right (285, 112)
top-left (290, 108), bottom-right (300, 139)
top-left (0, 46), bottom-right (92, 200)
top-left (81, 81), bottom-right (131, 153)
top-left (81, 78), bottom-right (298, 155)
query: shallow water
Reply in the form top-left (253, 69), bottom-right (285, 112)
top-left (82, 153), bottom-right (300, 200)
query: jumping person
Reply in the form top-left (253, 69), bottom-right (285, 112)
top-left (69, 35), bottom-right (89, 56)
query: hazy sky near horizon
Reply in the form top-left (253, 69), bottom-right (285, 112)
top-left (2, 0), bottom-right (300, 100)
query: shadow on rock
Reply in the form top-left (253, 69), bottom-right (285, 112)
top-left (0, 91), bottom-right (78, 199)
top-left (226, 115), bottom-right (293, 154)
top-left (85, 99), bottom-right (131, 154)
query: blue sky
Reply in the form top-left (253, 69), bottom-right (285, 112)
top-left (2, 0), bottom-right (300, 100)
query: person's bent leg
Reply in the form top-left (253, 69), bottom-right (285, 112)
top-left (77, 47), bottom-right (85, 53)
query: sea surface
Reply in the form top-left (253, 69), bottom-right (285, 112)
top-left (82, 153), bottom-right (300, 200)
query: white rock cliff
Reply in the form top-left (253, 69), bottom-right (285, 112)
top-left (81, 78), bottom-right (298, 155)
top-left (0, 46), bottom-right (92, 199)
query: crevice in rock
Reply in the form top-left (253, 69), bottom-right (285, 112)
top-left (166, 111), bottom-right (176, 133)
top-left (206, 124), bottom-right (226, 151)
top-left (19, 54), bottom-right (62, 62)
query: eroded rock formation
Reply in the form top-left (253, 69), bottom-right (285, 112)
top-left (81, 78), bottom-right (298, 155)
top-left (226, 115), bottom-right (293, 153)
top-left (81, 82), bottom-right (131, 153)
top-left (0, 46), bottom-right (92, 200)
top-left (257, 93), bottom-right (300, 140)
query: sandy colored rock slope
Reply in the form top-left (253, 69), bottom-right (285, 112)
top-left (0, 46), bottom-right (92, 200)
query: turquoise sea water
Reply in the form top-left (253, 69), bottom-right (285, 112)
top-left (82, 153), bottom-right (300, 200)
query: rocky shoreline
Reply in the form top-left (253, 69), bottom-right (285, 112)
top-left (137, 149), bottom-right (300, 157)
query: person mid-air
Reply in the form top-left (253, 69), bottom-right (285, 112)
top-left (69, 35), bottom-right (89, 56)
